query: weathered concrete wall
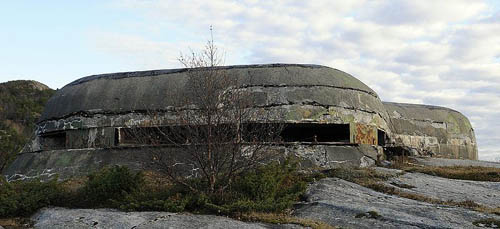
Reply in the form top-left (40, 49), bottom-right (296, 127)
top-left (38, 64), bottom-right (391, 134)
top-left (4, 144), bottom-right (381, 181)
top-left (383, 102), bottom-right (477, 160)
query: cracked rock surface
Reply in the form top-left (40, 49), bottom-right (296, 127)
top-left (385, 170), bottom-right (500, 208)
top-left (293, 177), bottom-right (500, 228)
top-left (32, 208), bottom-right (303, 229)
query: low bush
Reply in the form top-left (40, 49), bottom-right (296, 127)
top-left (0, 166), bottom-right (144, 217)
top-left (0, 176), bottom-right (62, 217)
top-left (224, 160), bottom-right (308, 214)
top-left (0, 161), bottom-right (311, 219)
top-left (117, 159), bottom-right (310, 215)
top-left (76, 165), bottom-right (144, 208)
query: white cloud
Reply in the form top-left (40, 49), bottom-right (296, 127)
top-left (359, 0), bottom-right (487, 25)
top-left (91, 32), bottom-right (182, 69)
top-left (101, 0), bottom-right (500, 160)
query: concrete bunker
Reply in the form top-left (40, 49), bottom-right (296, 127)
top-left (383, 102), bottom-right (477, 160)
top-left (3, 64), bottom-right (478, 180)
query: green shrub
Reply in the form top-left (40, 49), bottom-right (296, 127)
top-left (112, 160), bottom-right (310, 215)
top-left (0, 166), bottom-right (147, 217)
top-left (224, 160), bottom-right (308, 213)
top-left (77, 166), bottom-right (144, 208)
top-left (116, 187), bottom-right (191, 212)
top-left (0, 161), bottom-right (312, 217)
top-left (0, 176), bottom-right (62, 217)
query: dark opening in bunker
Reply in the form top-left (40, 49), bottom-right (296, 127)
top-left (377, 129), bottom-right (386, 146)
top-left (40, 131), bottom-right (66, 150)
top-left (117, 123), bottom-right (351, 146)
top-left (119, 127), bottom-right (185, 145)
top-left (118, 125), bottom-right (238, 145)
top-left (280, 123), bottom-right (350, 143)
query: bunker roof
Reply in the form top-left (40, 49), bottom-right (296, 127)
top-left (40, 64), bottom-right (381, 121)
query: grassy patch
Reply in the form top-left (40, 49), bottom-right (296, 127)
top-left (403, 166), bottom-right (500, 182)
top-left (240, 212), bottom-right (335, 229)
top-left (363, 182), bottom-right (444, 205)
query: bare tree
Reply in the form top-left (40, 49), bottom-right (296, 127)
top-left (128, 29), bottom-right (283, 195)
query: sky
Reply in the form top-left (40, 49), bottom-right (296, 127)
top-left (1, 0), bottom-right (499, 161)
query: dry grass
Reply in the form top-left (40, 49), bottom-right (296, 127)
top-left (386, 155), bottom-right (500, 182)
top-left (363, 181), bottom-right (444, 204)
top-left (239, 212), bottom-right (335, 229)
top-left (403, 166), bottom-right (500, 182)
top-left (0, 217), bottom-right (33, 228)
top-left (325, 167), bottom-right (395, 184)
top-left (389, 182), bottom-right (416, 189)
top-left (477, 207), bottom-right (500, 216)
top-left (388, 155), bottom-right (418, 169)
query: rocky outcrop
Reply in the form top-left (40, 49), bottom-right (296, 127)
top-left (27, 165), bottom-right (500, 228)
top-left (21, 159), bottom-right (500, 228)
top-left (31, 208), bottom-right (303, 229)
top-left (383, 169), bottom-right (500, 208)
top-left (294, 176), bottom-right (500, 228)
